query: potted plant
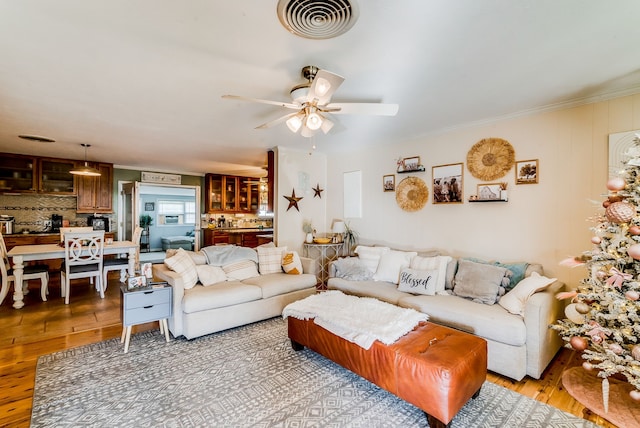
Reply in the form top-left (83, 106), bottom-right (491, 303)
top-left (343, 222), bottom-right (359, 256)
top-left (139, 214), bottom-right (153, 230)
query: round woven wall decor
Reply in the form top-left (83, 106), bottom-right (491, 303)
top-left (396, 177), bottom-right (429, 212)
top-left (466, 137), bottom-right (515, 181)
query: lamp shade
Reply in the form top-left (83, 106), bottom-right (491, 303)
top-left (332, 221), bottom-right (345, 234)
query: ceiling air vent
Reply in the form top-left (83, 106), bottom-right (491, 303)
top-left (277, 0), bottom-right (359, 40)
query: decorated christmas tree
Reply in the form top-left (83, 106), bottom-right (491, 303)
top-left (552, 133), bottom-right (640, 409)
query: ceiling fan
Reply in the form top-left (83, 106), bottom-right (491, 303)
top-left (222, 65), bottom-right (399, 137)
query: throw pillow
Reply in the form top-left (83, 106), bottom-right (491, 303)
top-left (452, 259), bottom-right (508, 305)
top-left (164, 248), bottom-right (198, 289)
top-left (397, 268), bottom-right (439, 295)
top-left (409, 255), bottom-right (452, 294)
top-left (374, 250), bottom-right (417, 284)
top-left (195, 265), bottom-right (227, 286)
top-left (498, 271), bottom-right (557, 316)
top-left (494, 261), bottom-right (529, 290)
top-left (222, 259), bottom-right (260, 281)
top-left (332, 257), bottom-right (373, 281)
top-left (282, 251), bottom-right (303, 275)
top-left (354, 246), bottom-right (390, 274)
top-left (257, 246), bottom-right (287, 274)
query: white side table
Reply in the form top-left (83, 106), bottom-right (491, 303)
top-left (303, 242), bottom-right (344, 287)
top-left (120, 284), bottom-right (172, 353)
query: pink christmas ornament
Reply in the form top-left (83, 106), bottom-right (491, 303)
top-left (629, 244), bottom-right (640, 260)
top-left (632, 345), bottom-right (640, 360)
top-left (630, 390), bottom-right (640, 402)
top-left (608, 343), bottom-right (623, 354)
top-left (591, 236), bottom-right (601, 245)
top-left (631, 225), bottom-right (640, 235)
top-left (607, 177), bottom-right (626, 191)
top-left (605, 201), bottom-right (636, 223)
top-left (582, 362), bottom-right (593, 371)
top-left (625, 290), bottom-right (640, 301)
top-left (570, 336), bottom-right (588, 351)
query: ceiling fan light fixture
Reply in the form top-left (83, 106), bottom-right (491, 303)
top-left (70, 143), bottom-right (101, 176)
top-left (286, 114), bottom-right (303, 133)
top-left (305, 111), bottom-right (323, 130)
top-left (320, 116), bottom-right (334, 134)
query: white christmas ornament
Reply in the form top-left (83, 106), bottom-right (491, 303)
top-left (565, 304), bottom-right (586, 324)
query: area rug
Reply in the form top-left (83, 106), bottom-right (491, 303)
top-left (32, 318), bottom-right (601, 427)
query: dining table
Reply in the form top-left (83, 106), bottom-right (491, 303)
top-left (7, 240), bottom-right (138, 309)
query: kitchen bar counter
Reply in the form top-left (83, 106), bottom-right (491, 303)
top-left (203, 228), bottom-right (272, 247)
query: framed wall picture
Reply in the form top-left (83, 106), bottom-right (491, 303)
top-left (432, 163), bottom-right (463, 204)
top-left (145, 202), bottom-right (155, 211)
top-left (383, 174), bottom-right (395, 192)
top-left (477, 183), bottom-right (502, 200)
top-left (397, 156), bottom-right (424, 173)
top-left (515, 159), bottom-right (539, 184)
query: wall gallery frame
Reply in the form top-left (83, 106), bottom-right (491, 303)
top-left (383, 174), bottom-right (395, 192)
top-left (432, 163), bottom-right (463, 204)
top-left (515, 159), bottom-right (539, 184)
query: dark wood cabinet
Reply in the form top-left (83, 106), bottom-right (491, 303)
top-left (0, 153), bottom-right (37, 193)
top-left (76, 162), bottom-right (114, 213)
top-left (38, 158), bottom-right (77, 195)
top-left (205, 174), bottom-right (261, 214)
top-left (203, 229), bottom-right (229, 246)
top-left (0, 154), bottom-right (81, 195)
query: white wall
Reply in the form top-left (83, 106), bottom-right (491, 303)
top-left (322, 94), bottom-right (640, 289)
top-left (274, 146), bottom-right (327, 253)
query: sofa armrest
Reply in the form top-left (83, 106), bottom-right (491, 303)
top-left (300, 256), bottom-right (316, 276)
top-left (152, 263), bottom-right (188, 338)
top-left (523, 280), bottom-right (566, 379)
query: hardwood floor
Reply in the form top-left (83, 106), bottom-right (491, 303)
top-left (0, 275), bottom-right (617, 428)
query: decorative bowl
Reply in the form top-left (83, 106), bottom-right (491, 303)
top-left (313, 237), bottom-right (332, 244)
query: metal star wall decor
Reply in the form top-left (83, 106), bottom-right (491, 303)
top-left (284, 188), bottom-right (303, 211)
top-left (313, 183), bottom-right (324, 198)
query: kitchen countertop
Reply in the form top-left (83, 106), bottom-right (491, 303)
top-left (207, 228), bottom-right (273, 233)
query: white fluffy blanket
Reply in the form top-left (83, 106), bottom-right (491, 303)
top-left (283, 290), bottom-right (428, 349)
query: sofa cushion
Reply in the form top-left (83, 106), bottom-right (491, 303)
top-left (195, 265), bottom-right (227, 286)
top-left (373, 250), bottom-right (417, 284)
top-left (164, 248), bottom-right (198, 289)
top-left (327, 278), bottom-right (409, 305)
top-left (398, 294), bottom-right (527, 346)
top-left (242, 272), bottom-right (317, 299)
top-left (257, 246), bottom-right (287, 274)
top-left (282, 251), bottom-right (303, 274)
top-left (498, 272), bottom-right (557, 316)
top-left (222, 259), bottom-right (260, 281)
top-left (452, 259), bottom-right (508, 305)
top-left (409, 255), bottom-right (452, 294)
top-left (397, 268), bottom-right (438, 295)
top-left (182, 282), bottom-right (262, 313)
top-left (332, 257), bottom-right (373, 281)
top-left (354, 245), bottom-right (390, 273)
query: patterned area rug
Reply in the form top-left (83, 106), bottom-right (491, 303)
top-left (32, 318), bottom-right (601, 427)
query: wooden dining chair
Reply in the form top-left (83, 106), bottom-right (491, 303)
top-left (102, 226), bottom-right (142, 289)
top-left (60, 230), bottom-right (105, 304)
top-left (0, 232), bottom-right (49, 305)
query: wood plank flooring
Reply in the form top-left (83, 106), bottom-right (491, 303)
top-left (0, 275), bottom-right (618, 428)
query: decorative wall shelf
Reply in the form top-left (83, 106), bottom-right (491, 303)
top-left (469, 199), bottom-right (508, 203)
top-left (397, 166), bottom-right (425, 174)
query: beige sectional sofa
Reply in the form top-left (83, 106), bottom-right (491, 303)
top-left (153, 246), bottom-right (317, 339)
top-left (327, 246), bottom-right (566, 381)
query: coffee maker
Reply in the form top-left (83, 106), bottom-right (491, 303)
top-left (51, 214), bottom-right (63, 232)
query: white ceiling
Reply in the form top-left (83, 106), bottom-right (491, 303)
top-left (1, 1), bottom-right (639, 177)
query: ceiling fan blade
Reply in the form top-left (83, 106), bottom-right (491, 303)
top-left (255, 112), bottom-right (300, 129)
top-left (222, 94), bottom-right (299, 110)
top-left (307, 69), bottom-right (344, 105)
top-left (325, 102), bottom-right (399, 116)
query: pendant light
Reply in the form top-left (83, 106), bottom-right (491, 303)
top-left (70, 143), bottom-right (101, 176)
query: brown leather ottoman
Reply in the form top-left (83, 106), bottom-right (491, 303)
top-left (288, 317), bottom-right (487, 428)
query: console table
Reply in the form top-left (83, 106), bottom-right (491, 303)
top-left (303, 242), bottom-right (343, 287)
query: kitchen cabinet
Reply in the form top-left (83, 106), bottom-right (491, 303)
top-left (203, 229), bottom-right (229, 245)
top-left (0, 153), bottom-right (37, 193)
top-left (76, 162), bottom-right (114, 213)
top-left (38, 158), bottom-right (76, 195)
top-left (228, 231), bottom-right (260, 248)
top-left (205, 174), bottom-right (260, 213)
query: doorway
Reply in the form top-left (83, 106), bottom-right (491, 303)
top-left (119, 182), bottom-right (201, 258)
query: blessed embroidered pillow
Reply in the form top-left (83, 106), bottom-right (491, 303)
top-left (397, 268), bottom-right (438, 295)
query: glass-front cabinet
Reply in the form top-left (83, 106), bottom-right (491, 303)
top-left (205, 174), bottom-right (265, 214)
top-left (38, 158), bottom-right (76, 195)
top-left (0, 154), bottom-right (36, 192)
top-left (224, 176), bottom-right (237, 211)
top-left (207, 175), bottom-right (223, 211)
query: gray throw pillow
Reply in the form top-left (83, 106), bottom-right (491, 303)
top-left (333, 257), bottom-right (373, 281)
top-left (452, 259), bottom-right (508, 305)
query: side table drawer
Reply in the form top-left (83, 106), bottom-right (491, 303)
top-left (126, 288), bottom-right (171, 308)
top-left (123, 303), bottom-right (171, 326)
